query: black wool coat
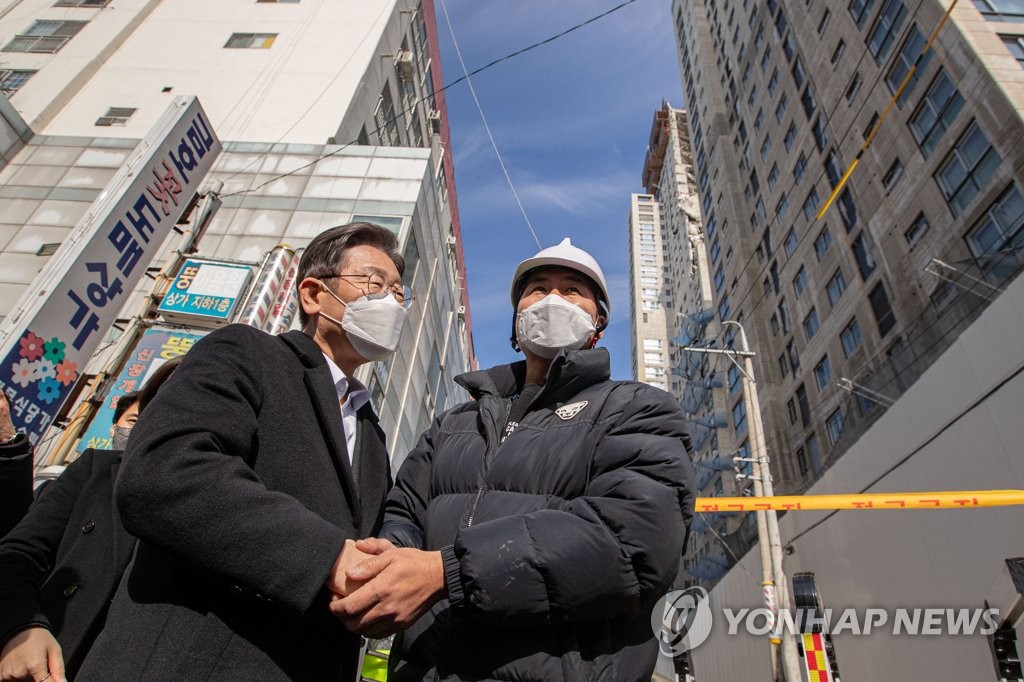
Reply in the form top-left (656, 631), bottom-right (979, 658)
top-left (77, 325), bottom-right (391, 681)
top-left (0, 432), bottom-right (34, 538)
top-left (0, 449), bottom-right (133, 678)
top-left (382, 348), bottom-right (697, 682)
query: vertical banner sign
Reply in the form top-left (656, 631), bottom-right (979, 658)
top-left (77, 328), bottom-right (206, 452)
top-left (0, 97), bottom-right (221, 445)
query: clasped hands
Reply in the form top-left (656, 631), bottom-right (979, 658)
top-left (325, 538), bottom-right (445, 638)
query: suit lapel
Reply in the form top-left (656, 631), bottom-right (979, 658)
top-left (353, 405), bottom-right (391, 537)
top-left (303, 368), bottom-right (361, 526)
top-left (279, 331), bottom-right (362, 527)
top-left (108, 457), bottom-right (135, 568)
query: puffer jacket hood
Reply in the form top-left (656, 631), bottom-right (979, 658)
top-left (383, 347), bottom-right (696, 682)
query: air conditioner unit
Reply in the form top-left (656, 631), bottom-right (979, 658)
top-left (446, 235), bottom-right (457, 252)
top-left (427, 109), bottom-right (441, 133)
top-left (394, 51), bottom-right (415, 82)
top-left (456, 305), bottom-right (466, 320)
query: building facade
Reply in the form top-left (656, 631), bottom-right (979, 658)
top-left (0, 0), bottom-right (474, 466)
top-left (671, 0), bottom-right (1024, 499)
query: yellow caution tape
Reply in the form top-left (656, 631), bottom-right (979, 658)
top-left (696, 490), bottom-right (1024, 512)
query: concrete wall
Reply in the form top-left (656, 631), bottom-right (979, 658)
top-left (689, 272), bottom-right (1024, 680)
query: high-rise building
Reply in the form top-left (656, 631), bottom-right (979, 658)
top-left (0, 0), bottom-right (474, 467)
top-left (631, 102), bottom-right (758, 585)
top-left (670, 0), bottom-right (1024, 498)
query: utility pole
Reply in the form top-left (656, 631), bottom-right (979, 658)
top-left (685, 320), bottom-right (803, 682)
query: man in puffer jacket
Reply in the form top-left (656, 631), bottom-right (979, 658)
top-left (332, 238), bottom-right (697, 681)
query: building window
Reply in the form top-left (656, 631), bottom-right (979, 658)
top-left (643, 338), bottom-right (663, 350)
top-left (2, 19), bottom-right (87, 53)
top-left (793, 266), bottom-right (808, 297)
top-left (845, 72), bottom-right (863, 102)
top-left (831, 38), bottom-right (847, 66)
top-left (729, 364), bottom-right (741, 394)
top-left (644, 352), bottom-right (663, 364)
top-left (754, 107), bottom-right (766, 134)
top-left (850, 0), bottom-right (877, 27)
top-left (768, 68), bottom-right (780, 97)
top-left (710, 237), bottom-right (721, 263)
top-left (814, 355), bottom-right (832, 390)
top-left (825, 149), bottom-right (843, 188)
top-left (868, 0), bottom-right (907, 62)
top-left (783, 228), bottom-right (798, 258)
top-left (965, 184), bottom-right (1024, 261)
top-left (882, 158), bottom-right (904, 193)
top-left (801, 84), bottom-right (817, 119)
top-left (812, 116), bottom-right (829, 151)
top-left (54, 0), bottom-right (111, 5)
top-left (760, 133), bottom-right (773, 160)
top-left (793, 153), bottom-right (808, 183)
top-left (796, 446), bottom-right (809, 476)
top-left (851, 233), bottom-right (877, 279)
top-left (767, 163), bottom-right (780, 191)
top-left (974, 0), bottom-right (1024, 21)
top-left (905, 212), bottom-right (930, 247)
top-left (888, 26), bottom-right (932, 105)
top-left (225, 32), bottom-right (277, 48)
top-left (374, 83), bottom-right (400, 146)
top-left (787, 398), bottom-right (798, 425)
top-left (826, 408), bottom-right (846, 445)
top-left (732, 399), bottom-right (748, 436)
top-left (796, 383), bottom-right (811, 426)
top-left (841, 317), bottom-right (863, 357)
top-left (770, 313), bottom-right (781, 336)
top-left (761, 44), bottom-right (773, 71)
top-left (869, 282), bottom-right (896, 335)
top-left (803, 308), bottom-right (821, 340)
top-left (782, 31), bottom-right (797, 61)
top-left (714, 264), bottom-right (726, 292)
top-left (784, 121), bottom-right (798, 151)
top-left (95, 107), bottom-right (137, 127)
top-left (818, 8), bottom-right (832, 33)
top-left (0, 69), bottom-right (35, 95)
top-left (779, 353), bottom-right (790, 379)
top-left (803, 187), bottom-right (821, 221)
top-left (838, 188), bottom-right (858, 231)
top-left (792, 58), bottom-right (806, 90)
top-left (815, 226), bottom-right (833, 260)
top-left (776, 194), bottom-right (789, 219)
top-left (935, 121), bottom-right (1001, 217)
top-left (719, 295), bottom-right (731, 320)
top-left (827, 270), bottom-right (847, 306)
top-left (909, 69), bottom-right (965, 157)
top-left (775, 93), bottom-right (788, 123)
top-left (1001, 34), bottom-right (1024, 65)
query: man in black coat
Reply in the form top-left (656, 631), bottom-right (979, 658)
top-left (78, 222), bottom-right (410, 681)
top-left (0, 393), bottom-right (33, 539)
top-left (332, 238), bottom-right (697, 682)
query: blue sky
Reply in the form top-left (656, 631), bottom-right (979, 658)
top-left (434, 0), bottom-right (683, 378)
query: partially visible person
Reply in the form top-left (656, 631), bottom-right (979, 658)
top-left (109, 391), bottom-right (140, 451)
top-left (0, 360), bottom-right (180, 682)
top-left (0, 392), bottom-right (32, 539)
top-left (78, 222), bottom-right (407, 681)
top-left (333, 238), bottom-right (697, 682)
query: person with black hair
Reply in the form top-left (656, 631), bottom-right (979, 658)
top-left (0, 358), bottom-right (180, 682)
top-left (332, 238), bottom-right (697, 682)
top-left (78, 222), bottom-right (407, 681)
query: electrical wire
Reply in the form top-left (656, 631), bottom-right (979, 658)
top-left (219, 0), bottom-right (645, 199)
top-left (437, 0), bottom-right (541, 248)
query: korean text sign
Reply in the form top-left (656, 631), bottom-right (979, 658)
top-left (0, 97), bottom-right (221, 445)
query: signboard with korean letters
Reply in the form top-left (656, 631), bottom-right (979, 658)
top-left (0, 96), bottom-right (221, 445)
top-left (158, 259), bottom-right (253, 327)
top-left (76, 328), bottom-right (206, 452)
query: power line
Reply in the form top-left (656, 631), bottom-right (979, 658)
top-left (437, 0), bottom-right (541, 249)
top-left (220, 0), bottom-right (644, 200)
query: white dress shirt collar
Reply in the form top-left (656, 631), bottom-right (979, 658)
top-left (322, 354), bottom-right (371, 463)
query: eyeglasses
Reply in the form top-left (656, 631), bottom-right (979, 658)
top-left (319, 272), bottom-right (414, 309)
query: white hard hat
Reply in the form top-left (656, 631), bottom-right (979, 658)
top-left (509, 238), bottom-right (611, 313)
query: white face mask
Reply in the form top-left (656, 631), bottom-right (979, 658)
top-left (516, 294), bottom-right (597, 359)
top-left (318, 284), bottom-right (407, 361)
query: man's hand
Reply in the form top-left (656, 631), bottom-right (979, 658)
top-left (329, 548), bottom-right (445, 638)
top-left (324, 539), bottom-right (376, 597)
top-left (0, 627), bottom-right (65, 682)
top-left (0, 393), bottom-right (16, 443)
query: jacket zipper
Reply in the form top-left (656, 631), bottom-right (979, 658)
top-left (466, 400), bottom-right (511, 528)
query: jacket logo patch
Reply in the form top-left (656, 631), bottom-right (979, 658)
top-left (555, 401), bottom-right (588, 420)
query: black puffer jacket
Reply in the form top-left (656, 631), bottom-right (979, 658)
top-left (383, 348), bottom-right (696, 682)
